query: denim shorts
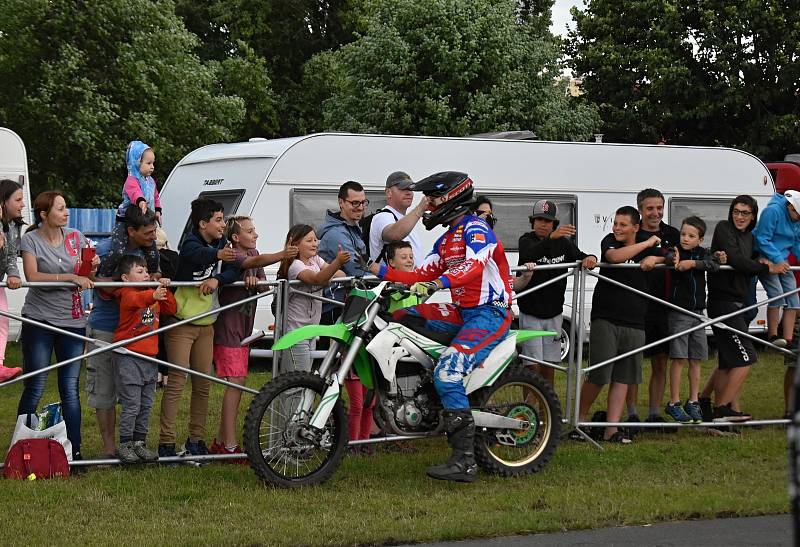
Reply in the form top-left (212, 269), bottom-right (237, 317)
top-left (759, 270), bottom-right (800, 309)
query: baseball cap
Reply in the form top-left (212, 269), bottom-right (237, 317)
top-left (386, 171), bottom-right (414, 190)
top-left (530, 199), bottom-right (557, 221)
top-left (786, 190), bottom-right (800, 212)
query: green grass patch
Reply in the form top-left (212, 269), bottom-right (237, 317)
top-left (0, 343), bottom-right (790, 546)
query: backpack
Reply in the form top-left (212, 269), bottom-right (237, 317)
top-left (359, 208), bottom-right (398, 262)
top-left (4, 438), bottom-right (70, 479)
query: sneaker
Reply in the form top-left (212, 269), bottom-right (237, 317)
top-left (769, 335), bottom-right (788, 348)
top-left (209, 439), bottom-right (227, 455)
top-left (713, 403), bottom-right (752, 423)
top-left (133, 441), bottom-right (159, 462)
top-left (665, 402), bottom-right (692, 424)
top-left (209, 438), bottom-right (248, 464)
top-left (184, 438), bottom-right (209, 456)
top-left (117, 441), bottom-right (142, 464)
top-left (0, 365), bottom-right (22, 383)
top-left (698, 396), bottom-right (714, 422)
top-left (158, 443), bottom-right (177, 458)
top-left (683, 400), bottom-right (704, 424)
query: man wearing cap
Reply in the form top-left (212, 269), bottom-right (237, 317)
top-left (753, 189), bottom-right (800, 348)
top-left (368, 171), bottom-right (429, 267)
top-left (517, 200), bottom-right (597, 384)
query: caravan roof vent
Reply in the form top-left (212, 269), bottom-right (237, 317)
top-left (249, 137), bottom-right (268, 142)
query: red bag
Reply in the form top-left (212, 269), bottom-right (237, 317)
top-left (3, 438), bottom-right (70, 479)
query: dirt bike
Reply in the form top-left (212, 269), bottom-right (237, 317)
top-left (243, 280), bottom-right (561, 487)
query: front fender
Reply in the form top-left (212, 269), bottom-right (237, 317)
top-left (272, 323), bottom-right (352, 350)
top-left (512, 329), bottom-right (557, 345)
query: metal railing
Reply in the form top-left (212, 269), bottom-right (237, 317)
top-left (1, 261), bottom-right (793, 466)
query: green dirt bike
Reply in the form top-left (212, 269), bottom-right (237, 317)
top-left (243, 280), bottom-right (561, 487)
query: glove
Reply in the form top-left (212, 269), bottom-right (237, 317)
top-left (410, 281), bottom-right (439, 297)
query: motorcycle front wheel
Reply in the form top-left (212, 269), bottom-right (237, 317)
top-left (243, 371), bottom-right (348, 487)
top-left (470, 363), bottom-right (561, 476)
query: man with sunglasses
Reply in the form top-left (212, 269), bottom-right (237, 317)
top-left (318, 180), bottom-right (370, 277)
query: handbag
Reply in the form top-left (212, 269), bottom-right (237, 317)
top-left (9, 413), bottom-right (73, 462)
top-left (4, 439), bottom-right (70, 479)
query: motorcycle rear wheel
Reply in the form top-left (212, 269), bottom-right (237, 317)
top-left (243, 371), bottom-right (348, 487)
top-left (470, 363), bottom-right (561, 476)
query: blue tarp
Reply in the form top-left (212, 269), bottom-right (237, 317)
top-left (67, 208), bottom-right (115, 241)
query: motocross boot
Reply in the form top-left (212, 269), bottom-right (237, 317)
top-left (426, 408), bottom-right (478, 483)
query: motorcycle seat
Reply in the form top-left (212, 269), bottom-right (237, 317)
top-left (397, 314), bottom-right (456, 347)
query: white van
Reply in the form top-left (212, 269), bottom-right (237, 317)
top-left (159, 133), bottom-right (775, 354)
top-left (0, 128), bottom-right (35, 340)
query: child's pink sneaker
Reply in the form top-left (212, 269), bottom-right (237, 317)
top-left (0, 366), bottom-right (22, 383)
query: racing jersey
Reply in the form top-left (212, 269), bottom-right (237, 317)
top-left (378, 215), bottom-right (512, 308)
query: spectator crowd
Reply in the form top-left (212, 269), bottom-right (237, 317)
top-left (0, 139), bottom-right (797, 464)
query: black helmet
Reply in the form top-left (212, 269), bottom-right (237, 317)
top-left (412, 171), bottom-right (475, 230)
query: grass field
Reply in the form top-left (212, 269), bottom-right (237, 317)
top-left (0, 342), bottom-right (791, 546)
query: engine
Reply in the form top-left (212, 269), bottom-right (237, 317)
top-left (380, 372), bottom-right (441, 433)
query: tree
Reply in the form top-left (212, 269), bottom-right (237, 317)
top-left (0, 0), bottom-right (247, 206)
top-left (175, 0), bottom-right (366, 137)
top-left (567, 0), bottom-right (800, 158)
top-left (305, 0), bottom-right (599, 140)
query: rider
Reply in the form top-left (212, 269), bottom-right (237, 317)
top-left (367, 171), bottom-right (513, 482)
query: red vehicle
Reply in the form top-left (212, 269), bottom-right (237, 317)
top-left (767, 158), bottom-right (800, 194)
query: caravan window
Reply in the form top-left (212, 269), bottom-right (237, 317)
top-left (177, 189), bottom-right (245, 249)
top-left (476, 194), bottom-right (577, 251)
top-left (668, 198), bottom-right (731, 241)
top-left (291, 189), bottom-right (388, 228)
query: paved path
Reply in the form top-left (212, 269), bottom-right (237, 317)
top-left (402, 515), bottom-right (792, 546)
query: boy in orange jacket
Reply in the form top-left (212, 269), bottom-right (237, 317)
top-left (113, 255), bottom-right (176, 463)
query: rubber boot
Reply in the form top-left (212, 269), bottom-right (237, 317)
top-left (426, 409), bottom-right (478, 483)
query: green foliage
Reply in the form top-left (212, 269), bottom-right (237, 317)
top-left (0, 0), bottom-right (247, 206)
top-left (176, 0), bottom-right (367, 137)
top-left (567, 0), bottom-right (800, 158)
top-left (305, 0), bottom-right (599, 140)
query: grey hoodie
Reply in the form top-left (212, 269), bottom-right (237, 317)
top-left (317, 209), bottom-right (368, 277)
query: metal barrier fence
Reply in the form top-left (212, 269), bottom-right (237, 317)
top-left (0, 261), bottom-right (793, 466)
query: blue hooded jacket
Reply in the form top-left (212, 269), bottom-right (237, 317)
top-left (753, 192), bottom-right (800, 264)
top-left (117, 140), bottom-right (158, 216)
top-left (317, 209), bottom-right (368, 277)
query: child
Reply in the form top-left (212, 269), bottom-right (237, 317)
top-left (113, 255), bottom-right (176, 463)
top-left (155, 227), bottom-right (178, 389)
top-left (107, 141), bottom-right (162, 275)
top-left (158, 197), bottom-right (240, 458)
top-left (0, 179), bottom-right (24, 382)
top-left (577, 206), bottom-right (664, 444)
top-left (278, 224), bottom-right (349, 373)
top-left (517, 199), bottom-right (597, 384)
top-left (663, 216), bottom-right (722, 423)
top-left (210, 216), bottom-right (297, 458)
top-left (385, 241), bottom-right (421, 313)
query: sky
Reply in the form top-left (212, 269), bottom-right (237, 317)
top-left (550, 0), bottom-right (581, 37)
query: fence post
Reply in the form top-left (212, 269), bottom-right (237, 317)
top-left (272, 279), bottom-right (290, 378)
top-left (564, 265), bottom-right (581, 425)
top-left (571, 267), bottom-right (587, 429)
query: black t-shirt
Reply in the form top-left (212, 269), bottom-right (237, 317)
top-left (591, 233), bottom-right (658, 329)
top-left (517, 231), bottom-right (592, 318)
top-left (636, 221), bottom-right (680, 321)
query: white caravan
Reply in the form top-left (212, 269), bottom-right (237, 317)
top-left (0, 128), bottom-right (35, 339)
top-left (159, 133), bottom-right (775, 354)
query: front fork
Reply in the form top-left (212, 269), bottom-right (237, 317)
top-left (305, 304), bottom-right (380, 433)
